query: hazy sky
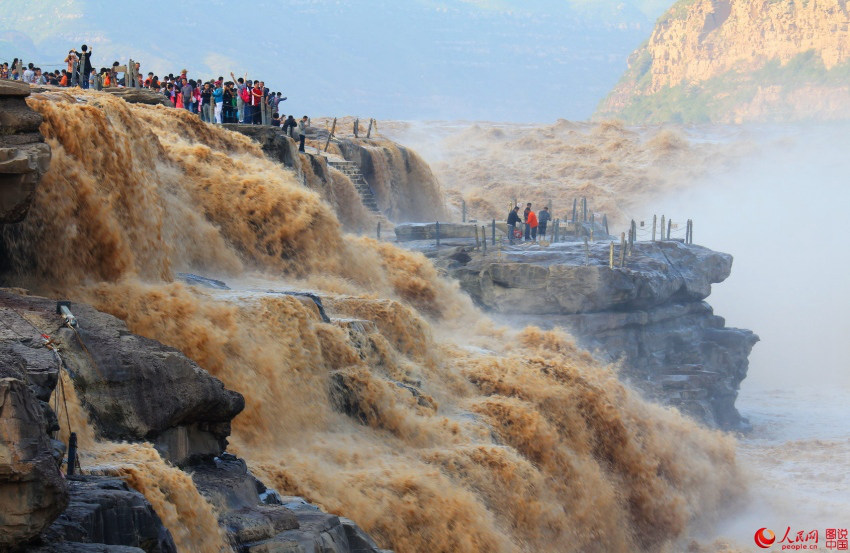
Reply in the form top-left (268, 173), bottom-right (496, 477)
top-left (0, 0), bottom-right (674, 121)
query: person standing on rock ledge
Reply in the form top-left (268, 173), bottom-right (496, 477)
top-left (78, 45), bottom-right (93, 89)
top-left (298, 116), bottom-right (309, 152)
top-left (538, 206), bottom-right (550, 239)
top-left (523, 203), bottom-right (532, 241)
top-left (526, 207), bottom-right (539, 242)
top-left (507, 206), bottom-right (521, 244)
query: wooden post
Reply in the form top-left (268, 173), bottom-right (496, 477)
top-left (602, 214), bottom-right (609, 236)
top-left (609, 242), bottom-right (614, 269)
top-left (619, 232), bottom-right (626, 267)
top-left (482, 226), bottom-right (487, 253)
top-left (652, 215), bottom-right (657, 242)
top-left (660, 215), bottom-right (666, 241)
top-left (629, 220), bottom-right (636, 255)
top-left (590, 213), bottom-right (595, 225)
top-left (554, 219), bottom-right (559, 243)
top-left (584, 237), bottom-right (590, 266)
top-left (572, 198), bottom-right (577, 223)
top-left (462, 200), bottom-right (466, 223)
top-left (354, 118), bottom-right (359, 138)
top-left (667, 218), bottom-right (672, 241)
top-left (366, 118), bottom-right (373, 138)
top-left (474, 225), bottom-right (480, 250)
top-left (435, 221), bottom-right (440, 248)
top-left (491, 219), bottom-right (496, 246)
top-left (590, 228), bottom-right (594, 243)
top-left (324, 117), bottom-right (337, 152)
top-left (377, 222), bottom-right (381, 240)
top-left (582, 197), bottom-right (587, 222)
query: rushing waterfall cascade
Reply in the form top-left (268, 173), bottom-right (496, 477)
top-left (1, 90), bottom-right (743, 553)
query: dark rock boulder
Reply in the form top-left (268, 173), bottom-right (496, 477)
top-left (50, 300), bottom-right (244, 465)
top-left (0, 290), bottom-right (244, 466)
top-left (193, 454), bottom-right (391, 553)
top-left (191, 454), bottom-right (299, 548)
top-left (0, 80), bottom-right (51, 224)
top-left (0, 377), bottom-right (68, 549)
top-left (37, 476), bottom-right (177, 553)
top-left (223, 124), bottom-right (302, 172)
top-left (28, 543), bottom-right (146, 552)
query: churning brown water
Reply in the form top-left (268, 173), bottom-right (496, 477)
top-left (2, 90), bottom-right (744, 553)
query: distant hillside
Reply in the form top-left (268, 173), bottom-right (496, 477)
top-left (597, 0), bottom-right (850, 124)
top-left (0, 0), bottom-right (666, 121)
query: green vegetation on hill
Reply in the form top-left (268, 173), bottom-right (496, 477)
top-left (602, 50), bottom-right (850, 124)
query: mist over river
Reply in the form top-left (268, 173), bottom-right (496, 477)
top-left (383, 119), bottom-right (850, 551)
top-left (651, 123), bottom-right (850, 550)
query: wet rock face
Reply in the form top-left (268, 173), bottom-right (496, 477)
top-left (193, 454), bottom-right (392, 553)
top-left (224, 124), bottom-right (302, 172)
top-left (0, 81), bottom-right (51, 223)
top-left (0, 289), bottom-right (244, 466)
top-left (49, 302), bottom-right (245, 466)
top-left (38, 476), bottom-right (177, 553)
top-left (434, 240), bottom-right (758, 430)
top-left (0, 377), bottom-right (69, 549)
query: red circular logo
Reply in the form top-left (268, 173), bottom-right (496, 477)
top-left (755, 528), bottom-right (776, 548)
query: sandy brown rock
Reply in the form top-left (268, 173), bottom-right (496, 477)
top-left (0, 377), bottom-right (68, 549)
top-left (599, 0), bottom-right (850, 123)
top-left (0, 81), bottom-right (51, 223)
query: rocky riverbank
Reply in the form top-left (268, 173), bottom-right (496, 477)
top-left (397, 228), bottom-right (758, 430)
top-left (0, 288), bottom-right (391, 553)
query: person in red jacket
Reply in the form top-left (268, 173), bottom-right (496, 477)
top-left (527, 208), bottom-right (539, 242)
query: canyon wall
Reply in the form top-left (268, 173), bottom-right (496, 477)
top-left (0, 81), bottom-right (50, 223)
top-left (598, 0), bottom-right (850, 123)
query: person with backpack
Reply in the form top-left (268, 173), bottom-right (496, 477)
top-left (78, 45), bottom-right (92, 88)
top-left (538, 206), bottom-right (551, 239)
top-left (231, 73), bottom-right (247, 123)
top-left (241, 80), bottom-right (253, 123)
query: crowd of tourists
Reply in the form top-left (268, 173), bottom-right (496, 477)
top-left (507, 203), bottom-right (551, 243)
top-left (1, 46), bottom-right (310, 151)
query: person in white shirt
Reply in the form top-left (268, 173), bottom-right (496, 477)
top-left (22, 63), bottom-right (35, 84)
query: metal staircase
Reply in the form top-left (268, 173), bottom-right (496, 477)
top-left (327, 160), bottom-right (381, 214)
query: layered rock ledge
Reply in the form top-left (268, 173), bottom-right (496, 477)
top-left (414, 238), bottom-right (758, 430)
top-left (0, 81), bottom-right (51, 223)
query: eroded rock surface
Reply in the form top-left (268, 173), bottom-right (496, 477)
top-left (425, 239), bottom-right (758, 429)
top-left (50, 301), bottom-right (245, 466)
top-left (0, 80), bottom-right (51, 223)
top-left (193, 453), bottom-right (390, 553)
top-left (0, 377), bottom-right (68, 549)
top-left (36, 476), bottom-right (177, 553)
